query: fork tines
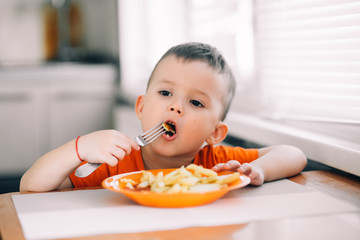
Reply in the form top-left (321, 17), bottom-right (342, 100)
top-left (136, 121), bottom-right (166, 146)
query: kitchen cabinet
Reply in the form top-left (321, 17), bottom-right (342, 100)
top-left (0, 83), bottom-right (46, 175)
top-left (0, 64), bottom-right (116, 175)
top-left (48, 79), bottom-right (114, 149)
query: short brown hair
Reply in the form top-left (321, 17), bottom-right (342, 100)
top-left (147, 42), bottom-right (236, 121)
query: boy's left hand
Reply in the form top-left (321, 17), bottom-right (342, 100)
top-left (212, 160), bottom-right (264, 186)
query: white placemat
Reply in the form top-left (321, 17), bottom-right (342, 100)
top-left (12, 179), bottom-right (358, 240)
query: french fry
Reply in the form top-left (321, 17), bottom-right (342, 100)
top-left (186, 164), bottom-right (218, 178)
top-left (179, 176), bottom-right (199, 186)
top-left (137, 180), bottom-right (150, 188)
top-left (140, 171), bottom-right (155, 185)
top-left (168, 183), bottom-right (181, 193)
top-left (120, 178), bottom-right (136, 186)
top-left (215, 172), bottom-right (240, 185)
top-left (125, 182), bottom-right (134, 190)
top-left (189, 183), bottom-right (222, 192)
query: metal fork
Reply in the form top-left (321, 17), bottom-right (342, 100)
top-left (135, 121), bottom-right (166, 147)
top-left (74, 121), bottom-right (165, 178)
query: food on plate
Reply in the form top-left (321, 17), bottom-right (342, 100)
top-left (119, 164), bottom-right (240, 193)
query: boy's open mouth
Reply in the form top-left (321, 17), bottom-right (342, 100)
top-left (162, 121), bottom-right (176, 137)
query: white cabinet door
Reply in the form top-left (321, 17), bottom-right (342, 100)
top-left (0, 85), bottom-right (46, 175)
top-left (48, 84), bottom-right (114, 149)
top-left (47, 64), bottom-right (116, 149)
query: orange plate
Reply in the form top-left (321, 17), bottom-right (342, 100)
top-left (102, 169), bottom-right (250, 208)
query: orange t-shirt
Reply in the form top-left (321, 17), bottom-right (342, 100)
top-left (69, 144), bottom-right (258, 188)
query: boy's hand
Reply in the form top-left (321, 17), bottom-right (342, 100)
top-left (212, 160), bottom-right (264, 186)
top-left (77, 130), bottom-right (140, 167)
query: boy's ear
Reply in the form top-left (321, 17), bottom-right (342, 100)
top-left (135, 95), bottom-right (145, 120)
top-left (206, 122), bottom-right (228, 145)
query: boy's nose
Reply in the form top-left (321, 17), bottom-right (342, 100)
top-left (169, 103), bottom-right (183, 116)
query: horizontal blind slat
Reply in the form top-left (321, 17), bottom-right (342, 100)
top-left (257, 0), bottom-right (360, 12)
top-left (258, 26), bottom-right (360, 41)
top-left (258, 72), bottom-right (360, 84)
top-left (257, 13), bottom-right (360, 30)
top-left (264, 82), bottom-right (360, 96)
top-left (257, 1), bottom-right (360, 20)
top-left (260, 50), bottom-right (360, 62)
top-left (258, 39), bottom-right (360, 52)
top-left (260, 62), bottom-right (360, 73)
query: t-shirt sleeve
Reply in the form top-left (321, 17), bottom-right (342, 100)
top-left (214, 145), bottom-right (259, 164)
top-left (194, 145), bottom-right (259, 169)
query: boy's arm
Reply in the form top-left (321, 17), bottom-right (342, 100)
top-left (251, 145), bottom-right (307, 184)
top-left (213, 145), bottom-right (307, 185)
top-left (20, 130), bottom-right (140, 192)
top-left (20, 139), bottom-right (80, 192)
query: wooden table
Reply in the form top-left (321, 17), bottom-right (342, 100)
top-left (1, 170), bottom-right (359, 240)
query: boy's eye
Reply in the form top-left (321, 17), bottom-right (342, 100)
top-left (190, 100), bottom-right (204, 107)
top-left (159, 90), bottom-right (172, 96)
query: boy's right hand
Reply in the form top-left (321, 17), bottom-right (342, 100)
top-left (77, 130), bottom-right (140, 166)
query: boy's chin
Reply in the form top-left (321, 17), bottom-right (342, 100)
top-left (149, 144), bottom-right (178, 157)
top-left (150, 142), bottom-right (201, 159)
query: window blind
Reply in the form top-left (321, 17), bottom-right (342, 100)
top-left (254, 0), bottom-right (360, 143)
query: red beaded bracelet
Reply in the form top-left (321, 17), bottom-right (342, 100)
top-left (75, 136), bottom-right (84, 162)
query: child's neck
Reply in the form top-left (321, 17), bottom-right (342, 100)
top-left (141, 148), bottom-right (194, 170)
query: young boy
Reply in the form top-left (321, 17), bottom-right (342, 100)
top-left (20, 42), bottom-right (307, 192)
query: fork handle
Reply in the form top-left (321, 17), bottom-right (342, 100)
top-left (75, 163), bottom-right (102, 178)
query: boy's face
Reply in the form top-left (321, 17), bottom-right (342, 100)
top-left (135, 56), bottom-right (228, 160)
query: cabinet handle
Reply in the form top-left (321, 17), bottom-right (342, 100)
top-left (0, 93), bottom-right (30, 102)
top-left (54, 93), bottom-right (112, 100)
